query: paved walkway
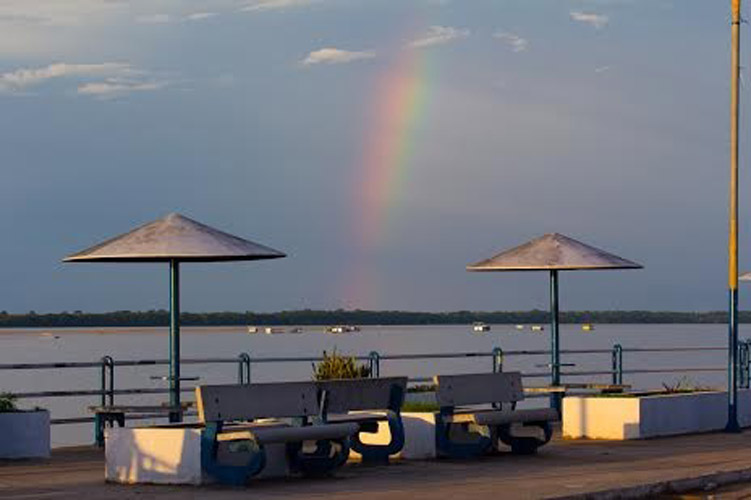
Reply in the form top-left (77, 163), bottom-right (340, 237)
top-left (2, 431), bottom-right (751, 499)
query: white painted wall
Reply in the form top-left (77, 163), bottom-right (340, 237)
top-left (563, 390), bottom-right (751, 440)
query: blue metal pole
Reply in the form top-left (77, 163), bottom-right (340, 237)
top-left (726, 0), bottom-right (741, 433)
top-left (550, 270), bottom-right (561, 414)
top-left (727, 290), bottom-right (741, 432)
top-left (169, 259), bottom-right (181, 422)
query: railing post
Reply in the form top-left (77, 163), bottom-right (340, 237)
top-left (237, 352), bottom-right (251, 384)
top-left (100, 356), bottom-right (114, 406)
top-left (739, 341), bottom-right (750, 389)
top-left (368, 351), bottom-right (380, 378)
top-left (492, 347), bottom-right (504, 373)
top-left (611, 344), bottom-right (623, 385)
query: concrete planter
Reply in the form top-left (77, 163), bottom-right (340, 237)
top-left (563, 390), bottom-right (751, 440)
top-left (106, 426), bottom-right (290, 485)
top-left (0, 410), bottom-right (50, 459)
top-left (353, 412), bottom-right (436, 460)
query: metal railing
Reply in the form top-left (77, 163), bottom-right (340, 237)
top-left (0, 340), bottom-right (749, 427)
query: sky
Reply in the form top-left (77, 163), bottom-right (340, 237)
top-left (0, 0), bottom-right (748, 313)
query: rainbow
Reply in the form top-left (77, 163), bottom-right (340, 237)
top-left (356, 47), bottom-right (430, 248)
top-left (343, 44), bottom-right (434, 307)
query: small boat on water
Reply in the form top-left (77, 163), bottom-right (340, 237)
top-left (327, 325), bottom-right (360, 334)
top-left (472, 322), bottom-right (491, 332)
top-left (289, 327), bottom-right (303, 334)
top-left (581, 324), bottom-right (595, 332)
top-left (247, 326), bottom-right (259, 334)
top-left (530, 325), bottom-right (545, 332)
top-left (515, 325), bottom-right (525, 331)
top-left (263, 327), bottom-right (285, 335)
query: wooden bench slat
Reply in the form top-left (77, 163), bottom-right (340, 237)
top-left (217, 422), bottom-right (359, 445)
top-left (434, 372), bottom-right (524, 407)
top-left (196, 382), bottom-right (319, 422)
top-left (317, 377), bottom-right (407, 413)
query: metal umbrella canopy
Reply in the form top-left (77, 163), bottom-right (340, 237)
top-left (64, 213), bottom-right (286, 420)
top-left (467, 233), bottom-right (642, 412)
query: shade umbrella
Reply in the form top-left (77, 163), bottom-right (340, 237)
top-left (467, 233), bottom-right (642, 412)
top-left (63, 213), bottom-right (286, 420)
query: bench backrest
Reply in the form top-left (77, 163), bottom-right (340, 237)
top-left (434, 372), bottom-right (524, 407)
top-left (196, 382), bottom-right (319, 422)
top-left (316, 377), bottom-right (407, 413)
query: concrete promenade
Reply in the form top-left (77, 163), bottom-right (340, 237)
top-left (2, 431), bottom-right (751, 499)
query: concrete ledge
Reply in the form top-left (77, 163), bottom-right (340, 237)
top-left (563, 390), bottom-right (751, 439)
top-left (105, 426), bottom-right (289, 485)
top-left (554, 467), bottom-right (751, 499)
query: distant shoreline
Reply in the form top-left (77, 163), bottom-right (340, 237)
top-left (0, 310), bottom-right (742, 328)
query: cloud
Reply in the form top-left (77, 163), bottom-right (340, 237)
top-left (241, 0), bottom-right (319, 12)
top-left (0, 62), bottom-right (167, 98)
top-left (77, 79), bottom-right (167, 99)
top-left (409, 25), bottom-right (469, 49)
top-left (0, 62), bottom-right (135, 92)
top-left (136, 12), bottom-right (218, 24)
top-left (302, 48), bottom-right (375, 66)
top-left (493, 32), bottom-right (528, 52)
top-left (570, 11), bottom-right (609, 29)
top-left (185, 12), bottom-right (218, 21)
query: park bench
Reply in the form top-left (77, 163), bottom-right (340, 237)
top-left (317, 377), bottom-right (407, 463)
top-left (89, 404), bottom-right (189, 447)
top-left (196, 381), bottom-right (359, 485)
top-left (434, 372), bottom-right (558, 458)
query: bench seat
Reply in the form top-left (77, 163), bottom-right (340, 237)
top-left (216, 422), bottom-right (359, 445)
top-left (445, 407), bottom-right (558, 426)
top-left (197, 381), bottom-right (358, 485)
top-left (434, 372), bottom-right (555, 458)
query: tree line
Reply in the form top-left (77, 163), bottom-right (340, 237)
top-left (0, 309), bottom-right (742, 328)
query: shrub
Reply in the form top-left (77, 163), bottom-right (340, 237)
top-left (0, 393), bottom-right (17, 412)
top-left (313, 350), bottom-right (371, 380)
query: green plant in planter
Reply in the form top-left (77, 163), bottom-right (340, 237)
top-left (0, 392), bottom-right (17, 412)
top-left (313, 349), bottom-right (371, 380)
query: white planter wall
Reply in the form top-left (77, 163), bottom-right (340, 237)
top-left (563, 390), bottom-right (751, 440)
top-left (106, 427), bottom-right (290, 485)
top-left (0, 410), bottom-right (50, 459)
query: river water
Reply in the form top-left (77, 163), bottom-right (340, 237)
top-left (0, 323), bottom-right (744, 446)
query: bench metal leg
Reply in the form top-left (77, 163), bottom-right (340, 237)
top-left (435, 414), bottom-right (493, 459)
top-left (495, 421), bottom-right (553, 455)
top-left (351, 412), bottom-right (405, 464)
top-left (287, 438), bottom-right (350, 476)
top-left (94, 412), bottom-right (126, 448)
top-left (200, 422), bottom-right (266, 486)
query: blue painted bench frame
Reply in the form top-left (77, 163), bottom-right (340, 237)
top-left (434, 372), bottom-right (556, 458)
top-left (196, 382), bottom-right (356, 485)
top-left (317, 377), bottom-right (407, 463)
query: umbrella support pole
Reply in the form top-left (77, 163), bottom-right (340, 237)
top-left (726, 0), bottom-right (741, 434)
top-left (169, 260), bottom-right (181, 423)
top-left (550, 270), bottom-right (561, 415)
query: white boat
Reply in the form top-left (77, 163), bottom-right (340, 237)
top-left (530, 325), bottom-right (545, 332)
top-left (263, 327), bottom-right (285, 334)
top-left (515, 325), bottom-right (525, 330)
top-left (247, 326), bottom-right (259, 334)
top-left (472, 322), bottom-right (491, 332)
top-left (326, 325), bottom-right (360, 334)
